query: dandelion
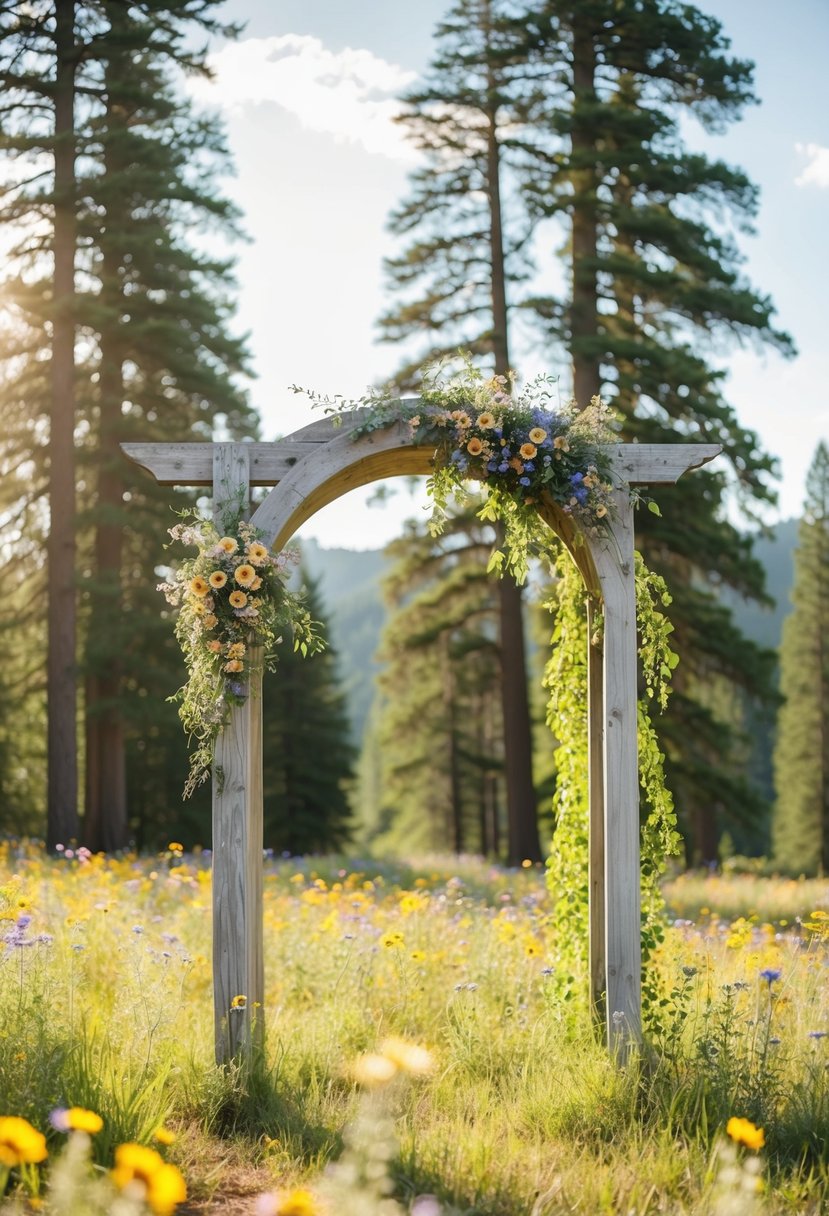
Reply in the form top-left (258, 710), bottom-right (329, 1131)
top-left (153, 1127), bottom-right (176, 1146)
top-left (0, 1116), bottom-right (48, 1166)
top-left (188, 576), bottom-right (209, 598)
top-left (229, 590), bottom-right (247, 608)
top-left (208, 571), bottom-right (227, 589)
top-left (726, 1117), bottom-right (765, 1151)
top-left (50, 1107), bottom-right (104, 1135)
top-left (111, 1143), bottom-right (187, 1215)
top-left (233, 564), bottom-right (256, 587)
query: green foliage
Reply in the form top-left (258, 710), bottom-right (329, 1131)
top-left (160, 515), bottom-right (323, 799)
top-left (772, 442), bottom-right (829, 875)
top-left (544, 550), bottom-right (682, 1025)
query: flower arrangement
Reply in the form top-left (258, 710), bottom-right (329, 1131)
top-left (407, 364), bottom-right (618, 533)
top-left (159, 514), bottom-right (322, 797)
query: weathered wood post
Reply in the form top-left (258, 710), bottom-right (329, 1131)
top-left (211, 443), bottom-right (264, 1062)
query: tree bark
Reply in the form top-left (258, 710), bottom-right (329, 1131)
top-left (46, 0), bottom-right (79, 850)
top-left (570, 14), bottom-right (601, 407)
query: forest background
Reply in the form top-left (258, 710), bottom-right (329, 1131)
top-left (0, 0), bottom-right (826, 873)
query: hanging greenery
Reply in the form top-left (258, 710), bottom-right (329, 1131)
top-left (159, 510), bottom-right (323, 797)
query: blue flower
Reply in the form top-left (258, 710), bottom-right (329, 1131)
top-left (519, 476), bottom-right (531, 486)
top-left (498, 462), bottom-right (509, 473)
top-left (523, 461), bottom-right (535, 472)
top-left (570, 472), bottom-right (584, 485)
top-left (759, 967), bottom-right (782, 986)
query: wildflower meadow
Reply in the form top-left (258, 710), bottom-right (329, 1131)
top-left (2, 842), bottom-right (829, 1214)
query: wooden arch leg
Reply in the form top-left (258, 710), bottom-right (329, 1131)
top-left (596, 496), bottom-right (642, 1056)
top-left (587, 597), bottom-right (606, 1029)
top-left (211, 444), bottom-right (265, 1063)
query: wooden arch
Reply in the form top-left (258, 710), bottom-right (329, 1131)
top-left (124, 410), bottom-right (720, 1062)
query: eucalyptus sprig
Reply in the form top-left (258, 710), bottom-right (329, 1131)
top-left (159, 513), bottom-right (324, 797)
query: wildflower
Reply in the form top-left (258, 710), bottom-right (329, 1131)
top-left (188, 576), bottom-right (209, 598)
top-left (234, 564), bottom-right (257, 587)
top-left (380, 931), bottom-right (404, 949)
top-left (203, 614), bottom-right (218, 629)
top-left (231, 994), bottom-right (247, 1009)
top-left (0, 1116), bottom-right (48, 1165)
top-left (256, 1187), bottom-right (321, 1216)
top-left (207, 640), bottom-right (222, 653)
top-left (726, 1117), bottom-right (765, 1151)
top-left (208, 571), bottom-right (227, 589)
top-left (251, 575), bottom-right (263, 590)
top-left (168, 843), bottom-right (183, 853)
top-left (247, 542), bottom-right (269, 565)
top-left (759, 967), bottom-right (782, 987)
top-left (528, 426), bottom-right (547, 444)
top-left (351, 1053), bottom-right (397, 1087)
top-left (229, 590), bottom-right (247, 608)
top-left (380, 1037), bottom-right (434, 1076)
top-left (224, 660), bottom-right (244, 674)
top-left (153, 1127), bottom-right (176, 1146)
top-left (218, 537), bottom-right (238, 554)
top-left (466, 437), bottom-right (484, 456)
top-left (227, 642), bottom-right (246, 659)
top-left (50, 1107), bottom-right (103, 1135)
top-left (553, 435), bottom-right (570, 451)
top-left (111, 1143), bottom-right (187, 1215)
top-left (476, 412), bottom-right (495, 428)
top-left (519, 442), bottom-right (537, 460)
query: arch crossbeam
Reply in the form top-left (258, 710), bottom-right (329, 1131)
top-left (123, 411), bottom-right (720, 1062)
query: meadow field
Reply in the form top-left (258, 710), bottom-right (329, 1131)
top-left (2, 842), bottom-right (829, 1215)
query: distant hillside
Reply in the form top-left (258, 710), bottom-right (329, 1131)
top-left (297, 538), bottom-right (388, 743)
top-left (296, 520), bottom-right (800, 753)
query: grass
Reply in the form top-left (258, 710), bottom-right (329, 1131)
top-left (2, 842), bottom-right (829, 1213)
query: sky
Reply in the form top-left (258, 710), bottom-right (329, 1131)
top-left (188, 0), bottom-right (829, 549)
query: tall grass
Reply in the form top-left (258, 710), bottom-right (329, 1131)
top-left (2, 842), bottom-right (829, 1213)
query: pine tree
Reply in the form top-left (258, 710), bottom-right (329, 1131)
top-left (261, 574), bottom-right (355, 856)
top-left (380, 0), bottom-right (543, 862)
top-left (371, 509), bottom-right (505, 857)
top-left (772, 443), bottom-right (829, 875)
top-left (0, 2), bottom-right (256, 848)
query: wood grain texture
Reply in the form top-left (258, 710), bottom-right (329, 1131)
top-left (587, 596), bottom-right (606, 1028)
top-left (211, 445), bottom-right (264, 1063)
top-left (609, 443), bottom-right (721, 485)
top-left (121, 442), bottom-right (318, 487)
top-left (588, 495), bottom-right (642, 1057)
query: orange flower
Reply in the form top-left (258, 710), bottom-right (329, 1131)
top-left (224, 660), bottom-right (244, 673)
top-left (246, 542), bottom-right (269, 565)
top-left (229, 590), bottom-right (247, 608)
top-left (234, 564), bottom-right (256, 587)
top-left (207, 640), bottom-right (222, 653)
top-left (466, 437), bottom-right (483, 456)
top-left (519, 442), bottom-right (537, 460)
top-left (476, 412), bottom-right (495, 429)
top-left (188, 577), bottom-right (209, 598)
top-left (553, 435), bottom-right (570, 452)
top-left (208, 571), bottom-right (227, 589)
top-left (218, 537), bottom-right (238, 555)
top-left (250, 576), bottom-right (263, 591)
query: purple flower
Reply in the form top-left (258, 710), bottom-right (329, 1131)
top-left (49, 1109), bottom-right (71, 1132)
top-left (759, 968), bottom-right (782, 986)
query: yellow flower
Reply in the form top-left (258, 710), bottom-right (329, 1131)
top-left (379, 1037), bottom-right (434, 1076)
top-left (247, 542), bottom-right (269, 565)
top-left (466, 437), bottom-right (484, 456)
top-left (229, 590), bottom-right (247, 609)
top-left (234, 564), bottom-right (256, 587)
top-left (208, 571), bottom-right (227, 589)
top-left (250, 575), bottom-right (263, 591)
top-left (595, 504), bottom-right (608, 518)
top-left (153, 1127), bottom-right (176, 1147)
top-left (227, 642), bottom-right (246, 659)
top-left (231, 994), bottom-right (247, 1008)
top-left (168, 843), bottom-right (183, 853)
top-left (553, 435), bottom-right (570, 451)
top-left (224, 660), bottom-right (244, 674)
top-left (450, 410), bottom-right (471, 428)
top-left (476, 412), bottom-right (495, 428)
top-left (203, 614), bottom-right (218, 630)
top-left (0, 1116), bottom-right (48, 1165)
top-left (528, 427), bottom-right (547, 444)
top-left (519, 442), bottom-right (537, 460)
top-left (351, 1053), bottom-right (397, 1088)
top-left (65, 1108), bottom-right (103, 1135)
top-left (727, 1117), bottom-right (765, 1151)
top-left (188, 576), bottom-right (209, 598)
top-left (112, 1144), bottom-right (186, 1216)
top-left (380, 931), bottom-right (404, 949)
top-left (218, 537), bottom-right (238, 555)
top-left (272, 1187), bottom-right (321, 1216)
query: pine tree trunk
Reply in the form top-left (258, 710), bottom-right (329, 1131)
top-left (570, 15), bottom-right (601, 406)
top-left (83, 26), bottom-right (129, 851)
top-left (46, 0), bottom-right (79, 850)
top-left (486, 85), bottom-right (541, 864)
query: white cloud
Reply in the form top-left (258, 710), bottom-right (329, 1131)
top-left (188, 34), bottom-right (419, 162)
top-left (794, 142), bottom-right (829, 188)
